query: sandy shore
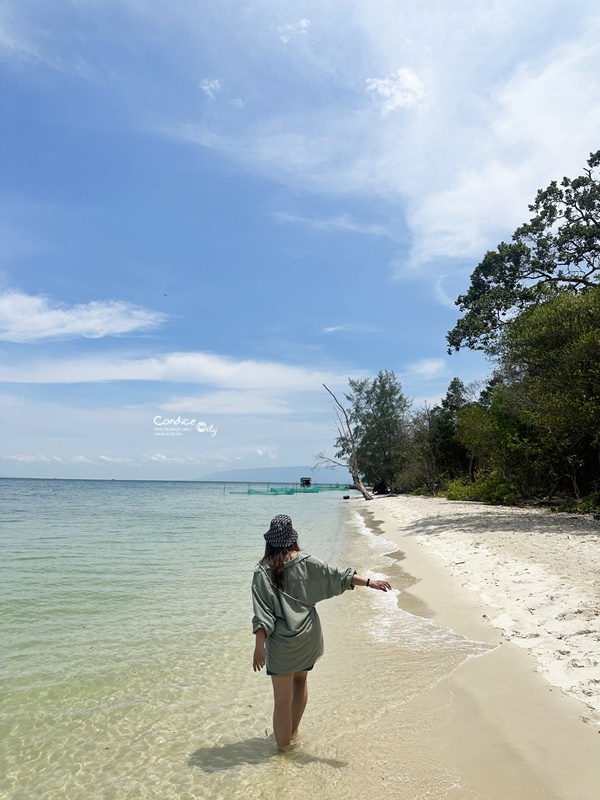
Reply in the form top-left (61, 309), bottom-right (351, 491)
top-left (370, 494), bottom-right (600, 723)
top-left (360, 494), bottom-right (600, 799)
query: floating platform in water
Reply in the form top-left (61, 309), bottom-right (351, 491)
top-left (229, 483), bottom-right (351, 496)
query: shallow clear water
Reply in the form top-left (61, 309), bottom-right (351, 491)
top-left (1, 479), bottom-right (495, 799)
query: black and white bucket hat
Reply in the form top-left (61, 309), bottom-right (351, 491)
top-left (264, 514), bottom-right (298, 548)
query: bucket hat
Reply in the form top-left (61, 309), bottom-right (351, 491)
top-left (264, 514), bottom-right (298, 548)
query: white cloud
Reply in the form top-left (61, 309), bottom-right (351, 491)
top-left (160, 390), bottom-right (292, 415)
top-left (278, 18), bottom-right (312, 44)
top-left (0, 7), bottom-right (92, 78)
top-left (256, 447), bottom-right (277, 459)
top-left (406, 34), bottom-right (600, 267)
top-left (0, 290), bottom-right (165, 343)
top-left (70, 455), bottom-right (94, 464)
top-left (98, 455), bottom-right (132, 463)
top-left (0, 349), bottom-right (346, 389)
top-left (2, 453), bottom-right (59, 462)
top-left (0, 21), bottom-right (37, 62)
top-left (200, 78), bottom-right (221, 99)
top-left (321, 323), bottom-right (381, 334)
top-left (403, 358), bottom-right (447, 380)
top-left (433, 276), bottom-right (460, 309)
top-left (144, 453), bottom-right (208, 464)
top-left (154, 2), bottom-right (600, 282)
top-left (365, 68), bottom-right (426, 115)
top-left (6, 0), bottom-right (600, 289)
top-left (273, 211), bottom-right (393, 238)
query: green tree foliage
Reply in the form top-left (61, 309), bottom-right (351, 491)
top-left (455, 383), bottom-right (548, 500)
top-left (336, 370), bottom-right (410, 490)
top-left (449, 288), bottom-right (600, 501)
top-left (497, 287), bottom-right (600, 497)
top-left (401, 379), bottom-right (471, 494)
top-left (448, 150), bottom-right (600, 354)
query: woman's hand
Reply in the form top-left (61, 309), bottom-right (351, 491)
top-left (369, 579), bottom-right (392, 592)
top-left (253, 643), bottom-right (266, 672)
top-left (253, 628), bottom-right (267, 672)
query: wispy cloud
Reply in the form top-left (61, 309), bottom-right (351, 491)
top-left (2, 452), bottom-right (207, 466)
top-left (256, 447), bottom-right (277, 459)
top-left (365, 68), bottom-right (426, 115)
top-left (403, 358), bottom-right (447, 381)
top-left (0, 9), bottom-right (92, 78)
top-left (153, 3), bottom-right (600, 279)
top-left (0, 349), bottom-right (345, 388)
top-left (273, 211), bottom-right (394, 239)
top-left (433, 276), bottom-right (460, 309)
top-left (200, 77), bottom-right (221, 99)
top-left (277, 18), bottom-right (312, 44)
top-left (397, 29), bottom-right (600, 268)
top-left (0, 290), bottom-right (166, 343)
top-left (3, 453), bottom-right (63, 462)
top-left (160, 390), bottom-right (292, 415)
top-left (321, 323), bottom-right (381, 334)
top-left (145, 453), bottom-right (208, 464)
top-left (5, 1), bottom-right (600, 288)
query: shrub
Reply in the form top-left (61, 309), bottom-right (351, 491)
top-left (444, 470), bottom-right (520, 505)
top-left (444, 478), bottom-right (478, 501)
top-left (551, 492), bottom-right (600, 514)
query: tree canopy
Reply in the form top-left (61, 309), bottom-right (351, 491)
top-left (448, 150), bottom-right (600, 354)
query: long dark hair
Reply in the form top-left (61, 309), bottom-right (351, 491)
top-left (263, 541), bottom-right (300, 591)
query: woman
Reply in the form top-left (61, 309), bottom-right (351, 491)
top-left (252, 513), bottom-right (391, 749)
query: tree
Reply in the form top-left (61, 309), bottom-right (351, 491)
top-left (315, 384), bottom-right (373, 501)
top-left (454, 384), bottom-right (552, 500)
top-left (345, 370), bottom-right (410, 491)
top-left (404, 379), bottom-right (472, 494)
top-left (448, 150), bottom-right (600, 354)
top-left (315, 371), bottom-right (410, 494)
top-left (496, 287), bottom-right (600, 497)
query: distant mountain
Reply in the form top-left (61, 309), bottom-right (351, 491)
top-left (198, 465), bottom-right (352, 483)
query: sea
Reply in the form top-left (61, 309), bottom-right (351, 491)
top-left (1, 478), bottom-right (495, 799)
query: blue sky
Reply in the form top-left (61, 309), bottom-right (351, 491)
top-left (2, 0), bottom-right (600, 480)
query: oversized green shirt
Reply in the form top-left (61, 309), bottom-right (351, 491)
top-left (252, 551), bottom-right (356, 675)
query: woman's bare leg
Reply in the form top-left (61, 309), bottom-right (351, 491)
top-left (291, 670), bottom-right (308, 736)
top-left (270, 674), bottom-right (294, 749)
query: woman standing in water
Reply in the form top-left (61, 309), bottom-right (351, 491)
top-left (252, 514), bottom-right (391, 749)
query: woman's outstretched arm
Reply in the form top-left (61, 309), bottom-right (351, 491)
top-left (351, 574), bottom-right (391, 591)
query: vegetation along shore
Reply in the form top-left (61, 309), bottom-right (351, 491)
top-left (319, 152), bottom-right (600, 514)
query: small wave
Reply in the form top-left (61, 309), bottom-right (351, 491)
top-left (349, 511), bottom-right (399, 562)
top-left (349, 511), bottom-right (495, 659)
top-left (363, 578), bottom-right (494, 658)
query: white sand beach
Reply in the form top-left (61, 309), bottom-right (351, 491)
top-left (347, 494), bottom-right (600, 800)
top-left (370, 495), bottom-right (600, 727)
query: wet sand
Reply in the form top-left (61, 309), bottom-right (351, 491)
top-left (363, 495), bottom-right (600, 799)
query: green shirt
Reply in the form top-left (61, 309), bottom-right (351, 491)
top-left (252, 551), bottom-right (355, 675)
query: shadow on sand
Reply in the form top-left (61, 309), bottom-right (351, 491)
top-left (188, 736), bottom-right (347, 773)
top-left (390, 506), bottom-right (599, 539)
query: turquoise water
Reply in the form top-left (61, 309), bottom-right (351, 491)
top-left (1, 479), bottom-right (495, 799)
